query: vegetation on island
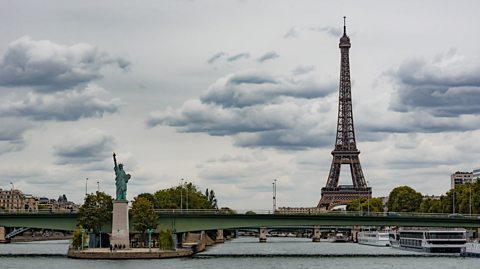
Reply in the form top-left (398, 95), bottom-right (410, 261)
top-left (77, 191), bottom-right (113, 233)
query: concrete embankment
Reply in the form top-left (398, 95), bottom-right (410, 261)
top-left (67, 248), bottom-right (193, 259)
top-left (66, 231), bottom-right (226, 259)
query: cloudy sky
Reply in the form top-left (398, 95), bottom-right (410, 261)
top-left (1, 0), bottom-right (479, 209)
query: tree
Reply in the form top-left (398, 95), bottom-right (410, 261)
top-left (136, 192), bottom-right (157, 207)
top-left (440, 182), bottom-right (480, 214)
top-left (153, 182), bottom-right (218, 210)
top-left (77, 191), bottom-right (113, 233)
top-left (131, 196), bottom-right (158, 245)
top-left (419, 197), bottom-right (442, 213)
top-left (158, 229), bottom-right (175, 250)
top-left (346, 197), bottom-right (383, 212)
top-left (71, 225), bottom-right (88, 249)
top-left (387, 186), bottom-right (422, 212)
top-left (218, 207), bottom-right (237, 214)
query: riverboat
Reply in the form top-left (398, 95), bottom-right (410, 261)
top-left (389, 228), bottom-right (466, 253)
top-left (357, 231), bottom-right (390, 247)
top-left (327, 232), bottom-right (348, 243)
top-left (463, 242), bottom-right (480, 257)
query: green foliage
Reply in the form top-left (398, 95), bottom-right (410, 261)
top-left (419, 197), bottom-right (442, 213)
top-left (245, 210), bottom-right (256, 215)
top-left (152, 182), bottom-right (218, 210)
top-left (346, 197), bottom-right (383, 212)
top-left (440, 181), bottom-right (480, 214)
top-left (77, 191), bottom-right (113, 232)
top-left (136, 193), bottom-right (157, 207)
top-left (218, 207), bottom-right (237, 214)
top-left (387, 186), bottom-right (423, 212)
top-left (158, 229), bottom-right (175, 250)
top-left (71, 225), bottom-right (88, 249)
top-left (131, 197), bottom-right (158, 233)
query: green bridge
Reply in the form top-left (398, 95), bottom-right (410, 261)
top-left (1, 212), bottom-right (479, 233)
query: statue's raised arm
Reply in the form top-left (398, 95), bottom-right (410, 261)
top-left (113, 152), bottom-right (118, 170)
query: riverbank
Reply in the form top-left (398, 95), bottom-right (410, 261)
top-left (67, 247), bottom-right (193, 259)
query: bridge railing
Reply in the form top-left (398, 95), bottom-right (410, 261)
top-left (154, 209), bottom-right (480, 219)
top-left (0, 208), bottom-right (78, 214)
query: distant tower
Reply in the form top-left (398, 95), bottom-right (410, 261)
top-left (317, 17), bottom-right (371, 210)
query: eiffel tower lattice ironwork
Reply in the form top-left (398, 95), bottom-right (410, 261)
top-left (317, 17), bottom-right (371, 210)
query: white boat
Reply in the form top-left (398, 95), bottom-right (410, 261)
top-left (328, 232), bottom-right (348, 243)
top-left (357, 230), bottom-right (390, 247)
top-left (389, 228), bottom-right (466, 253)
top-left (463, 242), bottom-right (480, 257)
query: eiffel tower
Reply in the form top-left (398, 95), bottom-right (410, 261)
top-left (317, 17), bottom-right (371, 210)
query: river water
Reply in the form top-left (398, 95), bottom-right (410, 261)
top-left (0, 237), bottom-right (478, 269)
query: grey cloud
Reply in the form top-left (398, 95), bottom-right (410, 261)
top-left (309, 26), bottom-right (342, 38)
top-left (292, 65), bottom-right (315, 76)
top-left (227, 53), bottom-right (250, 62)
top-left (200, 71), bottom-right (336, 108)
top-left (257, 51), bottom-right (279, 63)
top-left (0, 119), bottom-right (34, 155)
top-left (53, 128), bottom-right (115, 165)
top-left (0, 84), bottom-right (123, 121)
top-left (0, 36), bottom-right (130, 91)
top-left (233, 129), bottom-right (332, 150)
top-left (389, 50), bottom-right (480, 117)
top-left (147, 69), bottom-right (334, 149)
top-left (207, 52), bottom-right (225, 64)
top-left (283, 27), bottom-right (298, 38)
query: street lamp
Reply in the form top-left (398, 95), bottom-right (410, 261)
top-left (147, 228), bottom-right (154, 252)
top-left (180, 178), bottom-right (184, 211)
top-left (81, 228), bottom-right (85, 252)
top-left (367, 181), bottom-right (370, 215)
top-left (272, 179), bottom-right (277, 214)
top-left (85, 178), bottom-right (88, 197)
top-left (186, 181), bottom-right (189, 211)
top-left (97, 181), bottom-right (100, 192)
top-left (453, 187), bottom-right (456, 214)
top-left (9, 182), bottom-right (14, 212)
top-left (470, 184), bottom-right (472, 216)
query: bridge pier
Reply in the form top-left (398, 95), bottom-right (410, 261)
top-left (259, 227), bottom-right (267, 243)
top-left (312, 225), bottom-right (321, 242)
top-left (215, 229), bottom-right (224, 243)
top-left (0, 227), bottom-right (8, 243)
top-left (351, 225), bottom-right (360, 243)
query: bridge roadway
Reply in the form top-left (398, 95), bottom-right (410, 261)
top-left (0, 212), bottom-right (479, 233)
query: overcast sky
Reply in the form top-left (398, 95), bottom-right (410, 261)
top-left (1, 0), bottom-right (479, 209)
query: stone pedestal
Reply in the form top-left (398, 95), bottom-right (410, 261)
top-left (111, 200), bottom-right (129, 248)
top-left (215, 229), bottom-right (225, 243)
top-left (312, 225), bottom-right (321, 242)
top-left (259, 227), bottom-right (267, 243)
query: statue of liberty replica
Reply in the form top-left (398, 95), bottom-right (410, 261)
top-left (113, 153), bottom-right (131, 201)
top-left (111, 153), bottom-right (131, 248)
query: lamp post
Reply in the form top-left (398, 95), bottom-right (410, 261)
top-left (81, 228), bottom-right (85, 252)
top-left (470, 184), bottom-right (472, 216)
top-left (85, 178), bottom-right (88, 197)
top-left (97, 181), bottom-right (100, 192)
top-left (272, 179), bottom-right (277, 214)
top-left (180, 178), bottom-right (184, 211)
top-left (186, 181), bottom-right (189, 212)
top-left (367, 181), bottom-right (370, 215)
top-left (147, 228), bottom-right (154, 252)
top-left (9, 182), bottom-right (14, 212)
top-left (453, 187), bottom-right (455, 214)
